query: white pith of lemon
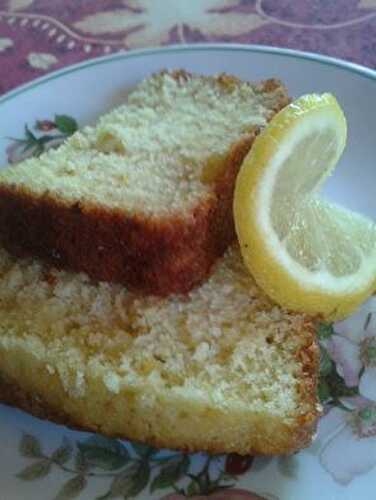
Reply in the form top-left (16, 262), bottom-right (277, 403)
top-left (234, 93), bottom-right (376, 320)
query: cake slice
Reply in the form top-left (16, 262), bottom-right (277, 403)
top-left (0, 245), bottom-right (320, 455)
top-left (0, 71), bottom-right (289, 295)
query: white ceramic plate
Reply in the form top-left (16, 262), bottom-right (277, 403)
top-left (0, 44), bottom-right (375, 500)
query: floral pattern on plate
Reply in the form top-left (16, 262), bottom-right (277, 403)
top-left (15, 433), bottom-right (272, 499)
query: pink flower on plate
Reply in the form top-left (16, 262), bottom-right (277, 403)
top-left (327, 296), bottom-right (376, 399)
top-left (318, 296), bottom-right (376, 484)
top-left (35, 120), bottom-right (56, 132)
top-left (161, 489), bottom-right (267, 500)
top-left (319, 398), bottom-right (376, 484)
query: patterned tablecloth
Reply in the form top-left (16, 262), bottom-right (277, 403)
top-left (1, 0), bottom-right (376, 94)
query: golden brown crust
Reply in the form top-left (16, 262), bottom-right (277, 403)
top-left (292, 317), bottom-right (322, 448)
top-left (0, 74), bottom-right (289, 296)
top-left (0, 134), bottom-right (255, 296)
top-left (0, 187), bottom-right (216, 296)
top-left (0, 372), bottom-right (88, 433)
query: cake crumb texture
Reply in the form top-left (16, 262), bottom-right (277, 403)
top-left (0, 245), bottom-right (320, 454)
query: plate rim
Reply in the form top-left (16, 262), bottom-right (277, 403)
top-left (1, 43), bottom-right (376, 106)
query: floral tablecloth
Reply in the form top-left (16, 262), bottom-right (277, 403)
top-left (1, 0), bottom-right (376, 94)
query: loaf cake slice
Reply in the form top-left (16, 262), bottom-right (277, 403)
top-left (0, 244), bottom-right (320, 455)
top-left (0, 71), bottom-right (289, 295)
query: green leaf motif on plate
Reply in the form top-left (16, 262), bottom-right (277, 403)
top-left (150, 454), bottom-right (189, 492)
top-left (54, 475), bottom-right (87, 500)
top-left (77, 435), bottom-right (129, 471)
top-left (319, 345), bottom-right (333, 377)
top-left (19, 433), bottom-right (43, 458)
top-left (186, 477), bottom-right (200, 496)
top-left (52, 437), bottom-right (73, 465)
top-left (318, 341), bottom-right (358, 405)
top-left (318, 379), bottom-right (331, 403)
top-left (24, 124), bottom-right (38, 143)
top-left (6, 114), bottom-right (78, 164)
top-left (16, 459), bottom-right (51, 480)
top-left (128, 461), bottom-right (150, 497)
top-left (317, 322), bottom-right (335, 340)
top-left (14, 432), bottom-right (274, 498)
top-left (317, 321), bottom-right (360, 408)
top-left (325, 369), bottom-right (358, 400)
top-left (54, 114), bottom-right (78, 135)
top-left (105, 461), bottom-right (150, 498)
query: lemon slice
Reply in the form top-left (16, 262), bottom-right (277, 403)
top-left (234, 93), bottom-right (376, 320)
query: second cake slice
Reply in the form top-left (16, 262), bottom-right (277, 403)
top-left (0, 70), bottom-right (289, 295)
